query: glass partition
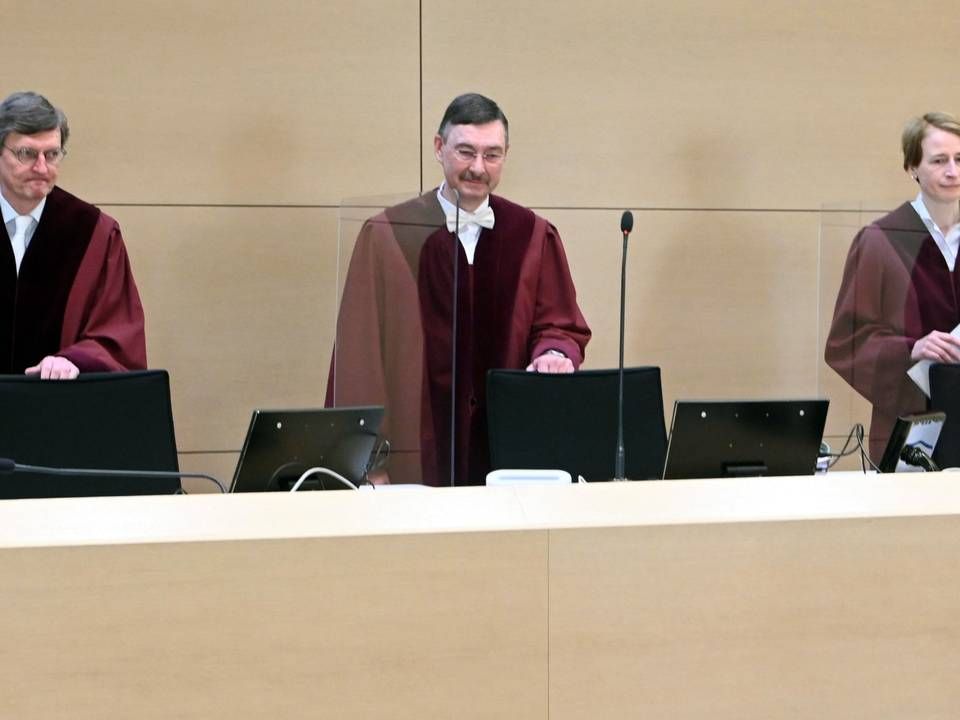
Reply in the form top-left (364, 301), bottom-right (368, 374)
top-left (560, 208), bottom-right (824, 411)
top-left (331, 200), bottom-right (867, 483)
top-left (331, 192), bottom-right (465, 486)
top-left (817, 201), bottom-right (931, 463)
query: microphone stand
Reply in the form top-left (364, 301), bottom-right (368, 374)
top-left (2, 459), bottom-right (226, 493)
top-left (450, 189), bottom-right (461, 487)
top-left (614, 211), bottom-right (633, 481)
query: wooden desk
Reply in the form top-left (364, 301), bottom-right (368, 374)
top-left (1, 474), bottom-right (959, 718)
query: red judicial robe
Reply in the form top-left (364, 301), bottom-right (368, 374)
top-left (825, 202), bottom-right (959, 460)
top-left (1, 186), bottom-right (146, 374)
top-left (328, 190), bottom-right (591, 485)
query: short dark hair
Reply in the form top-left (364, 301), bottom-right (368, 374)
top-left (437, 93), bottom-right (509, 144)
top-left (0, 91), bottom-right (70, 149)
top-left (902, 112), bottom-right (960, 171)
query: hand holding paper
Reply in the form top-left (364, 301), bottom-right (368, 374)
top-left (907, 324), bottom-right (960, 396)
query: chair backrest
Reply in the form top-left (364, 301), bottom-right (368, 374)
top-left (486, 367), bottom-right (667, 481)
top-left (0, 370), bottom-right (180, 499)
top-left (929, 363), bottom-right (960, 468)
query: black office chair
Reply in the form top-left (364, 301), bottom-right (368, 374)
top-left (929, 363), bottom-right (960, 468)
top-left (486, 366), bottom-right (668, 481)
top-left (0, 370), bottom-right (180, 499)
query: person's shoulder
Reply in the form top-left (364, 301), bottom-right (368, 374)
top-left (489, 193), bottom-right (539, 221)
top-left (43, 185), bottom-right (104, 228)
top-left (851, 202), bottom-right (927, 265)
top-left (871, 202), bottom-right (923, 234)
top-left (46, 186), bottom-right (100, 216)
top-left (381, 190), bottom-right (443, 226)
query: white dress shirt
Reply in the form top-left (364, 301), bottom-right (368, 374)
top-left (911, 193), bottom-right (960, 271)
top-left (436, 184), bottom-right (492, 265)
top-left (1, 192), bottom-right (46, 274)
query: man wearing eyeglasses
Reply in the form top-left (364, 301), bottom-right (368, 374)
top-left (330, 93), bottom-right (590, 485)
top-left (0, 91), bottom-right (145, 379)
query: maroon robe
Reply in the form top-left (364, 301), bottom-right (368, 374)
top-left (825, 202), bottom-right (959, 460)
top-left (1, 186), bottom-right (146, 374)
top-left (328, 190), bottom-right (591, 485)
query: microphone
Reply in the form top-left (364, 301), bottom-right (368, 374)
top-left (614, 210), bottom-right (634, 481)
top-left (0, 457), bottom-right (226, 493)
top-left (900, 444), bottom-right (940, 472)
top-left (449, 187), bottom-right (462, 487)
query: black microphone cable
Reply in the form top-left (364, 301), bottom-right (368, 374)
top-left (450, 187), bottom-right (462, 487)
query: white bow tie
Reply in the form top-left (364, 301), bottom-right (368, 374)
top-left (445, 205), bottom-right (495, 233)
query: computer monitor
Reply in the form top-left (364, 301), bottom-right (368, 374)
top-left (929, 363), bottom-right (960, 468)
top-left (0, 370), bottom-right (180, 499)
top-left (486, 367), bottom-right (668, 481)
top-left (878, 412), bottom-right (946, 473)
top-left (230, 406), bottom-right (384, 492)
top-left (662, 399), bottom-right (829, 480)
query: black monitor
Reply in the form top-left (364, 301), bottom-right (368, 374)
top-left (662, 399), bottom-right (829, 480)
top-left (0, 370), bottom-right (180, 499)
top-left (929, 363), bottom-right (960, 468)
top-left (486, 367), bottom-right (668, 481)
top-left (230, 406), bottom-right (384, 492)
top-left (878, 411), bottom-right (945, 473)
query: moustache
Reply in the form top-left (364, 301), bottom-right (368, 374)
top-left (459, 171), bottom-right (489, 183)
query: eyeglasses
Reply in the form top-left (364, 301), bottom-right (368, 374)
top-left (450, 145), bottom-right (505, 165)
top-left (3, 145), bottom-right (67, 166)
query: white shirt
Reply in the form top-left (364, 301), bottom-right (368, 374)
top-left (1, 191), bottom-right (46, 264)
top-left (436, 184), bottom-right (491, 265)
top-left (911, 193), bottom-right (960, 271)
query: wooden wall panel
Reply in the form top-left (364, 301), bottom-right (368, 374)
top-left (7, 0), bottom-right (420, 204)
top-left (0, 531), bottom-right (549, 719)
top-left (553, 208), bottom-right (821, 403)
top-left (421, 0), bottom-right (931, 210)
top-left (549, 517), bottom-right (960, 719)
top-left (109, 205), bottom-right (340, 451)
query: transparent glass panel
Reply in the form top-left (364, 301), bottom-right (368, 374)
top-left (332, 192), bottom-right (466, 486)
top-left (574, 209), bottom-right (825, 407)
top-left (488, 207), bottom-right (825, 474)
top-left (818, 201), bottom-right (932, 462)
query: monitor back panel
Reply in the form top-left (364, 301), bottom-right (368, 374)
top-left (663, 399), bottom-right (828, 480)
top-left (231, 406), bottom-right (384, 492)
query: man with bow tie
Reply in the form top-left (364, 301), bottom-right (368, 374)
top-left (0, 91), bottom-right (146, 379)
top-left (329, 93), bottom-right (590, 486)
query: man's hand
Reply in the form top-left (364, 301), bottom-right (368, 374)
top-left (911, 330), bottom-right (960, 363)
top-left (366, 468), bottom-right (392, 485)
top-left (526, 352), bottom-right (574, 374)
top-left (25, 356), bottom-right (80, 380)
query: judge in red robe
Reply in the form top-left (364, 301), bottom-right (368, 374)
top-left (825, 112), bottom-right (960, 460)
top-left (1, 91), bottom-right (145, 379)
top-left (328, 93), bottom-right (590, 485)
